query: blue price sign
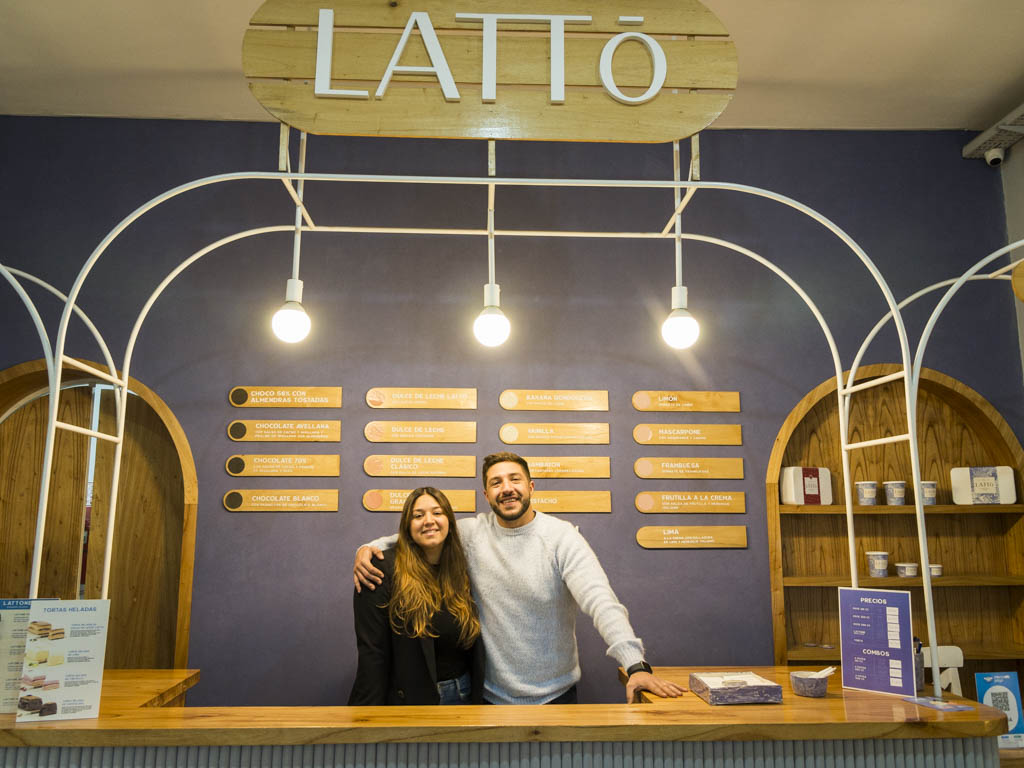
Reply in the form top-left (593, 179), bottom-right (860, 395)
top-left (975, 672), bottom-right (1023, 735)
top-left (839, 587), bottom-right (915, 696)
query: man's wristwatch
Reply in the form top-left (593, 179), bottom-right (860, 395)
top-left (625, 661), bottom-right (653, 677)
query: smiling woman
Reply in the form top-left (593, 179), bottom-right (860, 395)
top-left (348, 488), bottom-right (484, 705)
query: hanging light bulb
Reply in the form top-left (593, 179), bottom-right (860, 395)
top-left (662, 285), bottom-right (699, 349)
top-left (272, 278), bottom-right (311, 343)
top-left (473, 283), bottom-right (510, 347)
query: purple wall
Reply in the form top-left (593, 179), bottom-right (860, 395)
top-left (0, 117), bottom-right (1016, 704)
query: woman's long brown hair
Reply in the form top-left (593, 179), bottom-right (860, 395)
top-left (389, 488), bottom-right (480, 647)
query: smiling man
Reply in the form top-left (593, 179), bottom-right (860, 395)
top-left (354, 451), bottom-right (684, 705)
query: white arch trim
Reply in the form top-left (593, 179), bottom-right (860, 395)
top-left (32, 169), bottom-right (941, 691)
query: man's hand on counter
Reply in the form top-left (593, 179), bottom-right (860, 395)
top-left (353, 546), bottom-right (385, 592)
top-left (626, 671), bottom-right (687, 703)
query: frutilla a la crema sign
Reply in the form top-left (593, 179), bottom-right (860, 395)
top-left (242, 0), bottom-right (737, 142)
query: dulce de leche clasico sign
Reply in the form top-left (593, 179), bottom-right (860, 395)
top-left (241, 0), bottom-right (736, 142)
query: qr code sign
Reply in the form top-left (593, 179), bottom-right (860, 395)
top-left (991, 690), bottom-right (1011, 713)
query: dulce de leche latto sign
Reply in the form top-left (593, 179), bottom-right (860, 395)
top-left (366, 388), bottom-right (477, 409)
top-left (229, 386), bottom-right (341, 407)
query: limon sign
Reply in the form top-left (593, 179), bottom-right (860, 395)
top-left (242, 0), bottom-right (736, 142)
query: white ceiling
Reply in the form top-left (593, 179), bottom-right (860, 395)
top-left (2, 0), bottom-right (1023, 131)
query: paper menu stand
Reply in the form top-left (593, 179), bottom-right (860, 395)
top-left (839, 587), bottom-right (916, 697)
top-left (975, 672), bottom-right (1024, 749)
top-left (2, 600), bottom-right (42, 714)
top-left (16, 599), bottom-right (110, 722)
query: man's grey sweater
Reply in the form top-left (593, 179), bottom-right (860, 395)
top-left (367, 509), bottom-right (645, 704)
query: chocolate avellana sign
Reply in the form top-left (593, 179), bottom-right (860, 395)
top-left (242, 0), bottom-right (736, 141)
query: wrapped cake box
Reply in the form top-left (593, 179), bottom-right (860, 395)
top-left (780, 467), bottom-right (832, 505)
top-left (951, 466), bottom-right (1016, 504)
top-left (689, 671), bottom-right (783, 705)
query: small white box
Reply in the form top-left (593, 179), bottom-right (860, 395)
top-left (780, 467), bottom-right (833, 505)
top-left (950, 466), bottom-right (1016, 505)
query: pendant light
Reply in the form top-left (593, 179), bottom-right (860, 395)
top-left (272, 129), bottom-right (312, 344)
top-left (473, 141), bottom-right (511, 347)
top-left (662, 138), bottom-right (700, 349)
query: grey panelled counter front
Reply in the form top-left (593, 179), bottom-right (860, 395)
top-left (0, 667), bottom-right (1009, 767)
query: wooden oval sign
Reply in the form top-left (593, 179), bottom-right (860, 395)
top-left (531, 491), bottom-right (611, 513)
top-left (362, 489), bottom-right (477, 512)
top-left (500, 423), bottom-right (609, 444)
top-left (634, 457), bottom-right (743, 479)
top-left (636, 525), bottom-right (746, 549)
top-left (635, 491), bottom-right (745, 513)
top-left (633, 423), bottom-right (742, 445)
top-left (242, 0), bottom-right (736, 141)
top-left (227, 420), bottom-right (340, 442)
top-left (364, 421), bottom-right (477, 443)
top-left (229, 386), bottom-right (341, 408)
top-left (499, 389), bottom-right (608, 411)
top-left (223, 489), bottom-right (338, 512)
top-left (363, 454), bottom-right (476, 477)
top-left (225, 454), bottom-right (340, 477)
top-left (523, 456), bottom-right (610, 478)
top-left (366, 387), bottom-right (477, 409)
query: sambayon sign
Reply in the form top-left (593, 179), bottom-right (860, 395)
top-left (242, 0), bottom-right (737, 142)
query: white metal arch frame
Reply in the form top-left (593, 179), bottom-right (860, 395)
top-left (33, 168), bottom-right (939, 692)
top-left (0, 264), bottom-right (123, 598)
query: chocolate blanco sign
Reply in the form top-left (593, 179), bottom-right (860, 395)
top-left (242, 0), bottom-right (736, 142)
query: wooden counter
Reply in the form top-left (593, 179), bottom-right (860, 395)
top-left (0, 667), bottom-right (1010, 766)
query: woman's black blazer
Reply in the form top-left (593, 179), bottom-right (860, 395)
top-left (348, 548), bottom-right (485, 705)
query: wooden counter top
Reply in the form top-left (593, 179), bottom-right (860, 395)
top-left (0, 667), bottom-right (1007, 748)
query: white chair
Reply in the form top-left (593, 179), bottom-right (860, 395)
top-left (922, 646), bottom-right (964, 696)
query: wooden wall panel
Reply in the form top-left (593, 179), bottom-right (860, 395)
top-left (0, 388), bottom-right (92, 599)
top-left (89, 392), bottom-right (184, 669)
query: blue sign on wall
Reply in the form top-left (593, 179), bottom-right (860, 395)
top-left (976, 671), bottom-right (1023, 736)
top-left (839, 587), bottom-right (915, 696)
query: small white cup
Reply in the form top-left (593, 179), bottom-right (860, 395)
top-left (919, 481), bottom-right (937, 505)
top-left (929, 563), bottom-right (943, 577)
top-left (884, 481), bottom-right (906, 505)
top-left (896, 562), bottom-right (918, 577)
top-left (866, 550), bottom-right (889, 577)
top-left (855, 481), bottom-right (878, 505)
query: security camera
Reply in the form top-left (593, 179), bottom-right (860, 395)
top-left (984, 147), bottom-right (1005, 167)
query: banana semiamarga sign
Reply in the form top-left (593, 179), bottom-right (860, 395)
top-left (242, 0), bottom-right (736, 142)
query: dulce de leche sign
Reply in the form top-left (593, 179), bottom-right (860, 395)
top-left (363, 489), bottom-right (477, 512)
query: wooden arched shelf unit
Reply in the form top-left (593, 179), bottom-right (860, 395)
top-left (0, 358), bottom-right (197, 670)
top-left (766, 364), bottom-right (1024, 694)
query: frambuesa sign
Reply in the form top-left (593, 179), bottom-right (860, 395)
top-left (242, 0), bottom-right (737, 142)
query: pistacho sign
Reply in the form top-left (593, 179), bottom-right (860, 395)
top-left (363, 489), bottom-right (477, 512)
top-left (531, 490), bottom-right (611, 513)
top-left (229, 386), bottom-right (341, 408)
top-left (241, 0), bottom-right (736, 142)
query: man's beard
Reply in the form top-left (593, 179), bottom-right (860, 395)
top-left (490, 490), bottom-right (531, 522)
